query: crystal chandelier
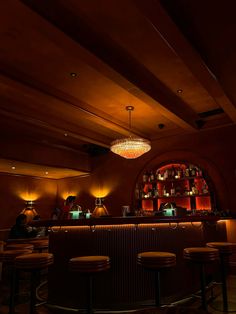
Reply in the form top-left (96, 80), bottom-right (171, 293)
top-left (110, 106), bottom-right (151, 159)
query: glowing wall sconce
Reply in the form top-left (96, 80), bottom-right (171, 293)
top-left (21, 200), bottom-right (39, 223)
top-left (92, 198), bottom-right (109, 217)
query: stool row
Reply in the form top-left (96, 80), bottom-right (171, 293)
top-left (68, 241), bottom-right (235, 314)
top-left (0, 248), bottom-right (53, 314)
top-left (0, 241), bottom-right (235, 314)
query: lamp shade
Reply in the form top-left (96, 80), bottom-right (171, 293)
top-left (111, 136), bottom-right (151, 159)
top-left (92, 198), bottom-right (109, 217)
top-left (21, 201), bottom-right (39, 223)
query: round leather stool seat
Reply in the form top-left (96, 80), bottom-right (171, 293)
top-left (69, 255), bottom-right (110, 273)
top-left (137, 251), bottom-right (176, 269)
top-left (5, 243), bottom-right (34, 251)
top-left (69, 256), bottom-right (110, 314)
top-left (206, 242), bottom-right (236, 255)
top-left (184, 247), bottom-right (219, 263)
top-left (0, 249), bottom-right (33, 263)
top-left (30, 239), bottom-right (49, 252)
top-left (15, 253), bottom-right (53, 270)
top-left (137, 251), bottom-right (176, 307)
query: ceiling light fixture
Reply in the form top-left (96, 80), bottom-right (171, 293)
top-left (70, 72), bottom-right (77, 78)
top-left (110, 106), bottom-right (151, 159)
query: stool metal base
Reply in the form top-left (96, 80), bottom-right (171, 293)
top-left (210, 300), bottom-right (236, 312)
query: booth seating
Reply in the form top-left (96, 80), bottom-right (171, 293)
top-left (69, 255), bottom-right (110, 314)
top-left (15, 252), bottom-right (53, 314)
top-left (206, 241), bottom-right (236, 311)
top-left (137, 251), bottom-right (176, 307)
top-left (183, 247), bottom-right (219, 310)
top-left (0, 249), bottom-right (33, 314)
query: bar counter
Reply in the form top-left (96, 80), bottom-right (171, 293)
top-left (39, 216), bottom-right (227, 311)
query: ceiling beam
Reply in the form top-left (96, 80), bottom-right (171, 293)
top-left (19, 0), bottom-right (199, 131)
top-left (134, 0), bottom-right (236, 123)
top-left (0, 68), bottom-right (143, 138)
top-left (0, 105), bottom-right (111, 149)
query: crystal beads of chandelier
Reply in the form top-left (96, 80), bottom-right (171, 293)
top-left (110, 136), bottom-right (151, 159)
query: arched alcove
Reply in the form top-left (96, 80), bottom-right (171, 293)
top-left (134, 150), bottom-right (228, 213)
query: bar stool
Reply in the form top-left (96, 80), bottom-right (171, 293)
top-left (0, 240), bottom-right (5, 280)
top-left (14, 252), bottom-right (53, 314)
top-left (206, 241), bottom-right (236, 312)
top-left (30, 239), bottom-right (49, 253)
top-left (69, 255), bottom-right (110, 314)
top-left (0, 249), bottom-right (33, 314)
top-left (137, 251), bottom-right (176, 307)
top-left (183, 247), bottom-right (219, 310)
top-left (5, 243), bottom-right (34, 251)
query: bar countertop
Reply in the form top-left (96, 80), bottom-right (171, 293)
top-left (31, 214), bottom-right (222, 227)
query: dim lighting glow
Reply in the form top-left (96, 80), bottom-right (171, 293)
top-left (61, 191), bottom-right (79, 200)
top-left (19, 192), bottom-right (39, 201)
top-left (90, 187), bottom-right (111, 198)
top-left (110, 106), bottom-right (151, 159)
top-left (111, 137), bottom-right (151, 159)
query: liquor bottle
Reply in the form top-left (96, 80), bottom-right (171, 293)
top-left (147, 186), bottom-right (153, 198)
top-left (177, 167), bottom-right (182, 179)
top-left (163, 185), bottom-right (167, 196)
top-left (170, 183), bottom-right (175, 196)
top-left (191, 182), bottom-right (198, 195)
top-left (171, 166), bottom-right (176, 178)
top-left (163, 169), bottom-right (168, 180)
top-left (152, 185), bottom-right (159, 198)
top-left (185, 167), bottom-right (190, 177)
top-left (135, 184), bottom-right (140, 200)
top-left (142, 171), bottom-right (148, 183)
top-left (150, 171), bottom-right (155, 183)
top-left (190, 165), bottom-right (196, 177)
top-left (202, 182), bottom-right (208, 194)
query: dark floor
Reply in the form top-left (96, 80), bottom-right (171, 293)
top-left (0, 275), bottom-right (235, 314)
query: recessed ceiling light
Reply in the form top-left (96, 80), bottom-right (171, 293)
top-left (70, 72), bottom-right (77, 78)
top-left (177, 89), bottom-right (183, 94)
top-left (45, 171), bottom-right (49, 175)
top-left (11, 166), bottom-right (16, 170)
top-left (64, 133), bottom-right (68, 137)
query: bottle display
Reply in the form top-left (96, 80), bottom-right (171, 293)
top-left (135, 162), bottom-right (213, 213)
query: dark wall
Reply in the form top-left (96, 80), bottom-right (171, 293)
top-left (57, 124), bottom-right (236, 216)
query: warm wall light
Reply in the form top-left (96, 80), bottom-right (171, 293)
top-left (91, 187), bottom-right (111, 198)
top-left (92, 198), bottom-right (109, 217)
top-left (110, 106), bottom-right (151, 159)
top-left (19, 193), bottom-right (39, 202)
top-left (61, 192), bottom-right (78, 200)
top-left (21, 200), bottom-right (39, 223)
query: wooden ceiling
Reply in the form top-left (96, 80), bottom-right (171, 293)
top-left (0, 0), bottom-right (235, 177)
